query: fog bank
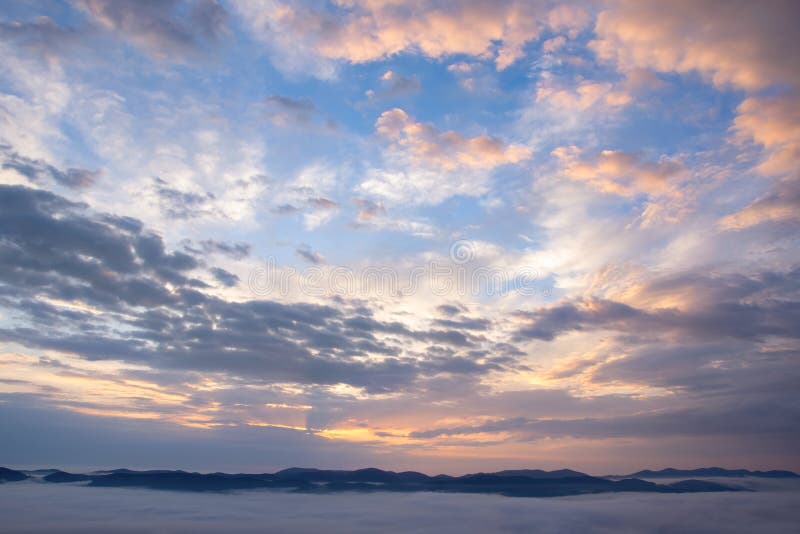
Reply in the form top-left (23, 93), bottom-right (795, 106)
top-left (1, 479), bottom-right (799, 533)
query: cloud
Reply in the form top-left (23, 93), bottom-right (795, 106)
top-left (358, 109), bottom-right (530, 205)
top-left (152, 178), bottom-right (217, 220)
top-left (296, 245), bottom-right (326, 265)
top-left (718, 93), bottom-right (800, 229)
top-left (410, 400), bottom-right (799, 441)
top-left (366, 70), bottom-right (421, 100)
top-left (591, 0), bottom-right (800, 229)
top-left (209, 266), bottom-right (239, 287)
top-left (447, 61), bottom-right (498, 93)
top-left (719, 178), bottom-right (800, 229)
top-left (0, 16), bottom-right (85, 61)
top-left (0, 185), bottom-right (513, 395)
top-left (374, 108), bottom-right (531, 171)
top-left (1, 148), bottom-right (100, 189)
top-left (270, 164), bottom-right (342, 229)
top-left (72, 0), bottom-right (229, 60)
top-left (536, 79), bottom-right (631, 111)
top-left (1, 0), bottom-right (799, 475)
top-left (733, 94), bottom-right (800, 177)
top-left (352, 197), bottom-right (386, 222)
top-left (262, 95), bottom-right (335, 130)
top-left (514, 267), bottom-right (800, 343)
top-left (234, 0), bottom-right (590, 76)
top-left (541, 35), bottom-right (566, 53)
top-left (553, 146), bottom-right (685, 197)
top-left (349, 197), bottom-right (436, 237)
top-left (436, 304), bottom-right (466, 317)
top-left (151, 175), bottom-right (269, 222)
top-left (591, 0), bottom-right (800, 92)
top-left (375, 108), bottom-right (531, 171)
top-left (194, 239), bottom-right (251, 260)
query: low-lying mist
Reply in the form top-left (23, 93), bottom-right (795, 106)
top-left (1, 478), bottom-right (798, 533)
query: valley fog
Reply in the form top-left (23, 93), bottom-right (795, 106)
top-left (1, 478), bottom-right (799, 533)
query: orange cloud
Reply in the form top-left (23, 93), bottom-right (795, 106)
top-left (591, 0), bottom-right (800, 91)
top-left (553, 146), bottom-right (685, 197)
top-left (591, 0), bottom-right (800, 229)
top-left (536, 80), bottom-right (631, 111)
top-left (237, 0), bottom-right (590, 72)
top-left (719, 178), bottom-right (800, 229)
top-left (734, 94), bottom-right (800, 177)
top-left (376, 108), bottom-right (531, 171)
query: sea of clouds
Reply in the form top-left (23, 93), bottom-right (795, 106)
top-left (1, 478), bottom-right (799, 533)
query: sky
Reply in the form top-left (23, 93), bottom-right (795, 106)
top-left (0, 0), bottom-right (798, 475)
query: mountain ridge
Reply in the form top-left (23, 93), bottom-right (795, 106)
top-left (612, 467), bottom-right (799, 479)
top-left (0, 465), bottom-right (769, 497)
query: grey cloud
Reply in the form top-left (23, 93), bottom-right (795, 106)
top-left (436, 303), bottom-right (466, 317)
top-left (419, 329), bottom-right (474, 347)
top-left (410, 400), bottom-right (800, 442)
top-left (369, 70), bottom-right (421, 100)
top-left (307, 197), bottom-right (338, 210)
top-left (296, 246), bottom-right (326, 265)
top-left (265, 95), bottom-right (316, 125)
top-left (590, 340), bottom-right (800, 400)
top-left (153, 178), bottom-right (216, 220)
top-left (273, 193), bottom-right (339, 217)
top-left (189, 0), bottom-right (228, 40)
top-left (194, 239), bottom-right (251, 260)
top-left (71, 0), bottom-right (229, 60)
top-left (0, 184), bottom-right (502, 393)
top-left (514, 288), bottom-right (800, 343)
top-left (0, 393), bottom-right (373, 471)
top-left (266, 95), bottom-right (315, 113)
top-left (263, 95), bottom-right (335, 130)
top-left (352, 197), bottom-right (386, 221)
top-left (2, 148), bottom-right (100, 189)
top-left (210, 267), bottom-right (239, 287)
top-left (0, 16), bottom-right (85, 60)
top-left (433, 317), bottom-right (491, 331)
top-left (273, 203), bottom-right (300, 214)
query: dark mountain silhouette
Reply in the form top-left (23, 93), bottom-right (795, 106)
top-left (22, 469), bottom-right (60, 476)
top-left (487, 469), bottom-right (588, 479)
top-left (89, 471), bottom-right (308, 492)
top-left (616, 467), bottom-right (799, 479)
top-left (0, 467), bottom-right (28, 482)
top-left (92, 469), bottom-right (194, 475)
top-left (0, 464), bottom-right (773, 496)
top-left (0, 465), bottom-right (752, 496)
top-left (667, 479), bottom-right (741, 492)
top-left (44, 470), bottom-right (92, 483)
top-left (275, 467), bottom-right (431, 483)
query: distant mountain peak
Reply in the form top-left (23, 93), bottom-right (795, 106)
top-left (0, 467), bottom-right (28, 483)
top-left (619, 467), bottom-right (799, 479)
top-left (0, 465), bottom-right (761, 497)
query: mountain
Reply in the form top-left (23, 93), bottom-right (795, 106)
top-left (43, 470), bottom-right (92, 483)
top-left (23, 466), bottom-right (749, 497)
top-left (490, 469), bottom-right (588, 479)
top-left (275, 467), bottom-right (430, 483)
top-left (88, 471), bottom-right (300, 492)
top-left (22, 469), bottom-right (60, 476)
top-left (618, 467), bottom-right (799, 479)
top-left (3, 464), bottom-right (782, 495)
top-left (667, 479), bottom-right (744, 492)
top-left (0, 467), bottom-right (28, 482)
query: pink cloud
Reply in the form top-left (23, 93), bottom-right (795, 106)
top-left (553, 146), bottom-right (685, 197)
top-left (376, 108), bottom-right (531, 171)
